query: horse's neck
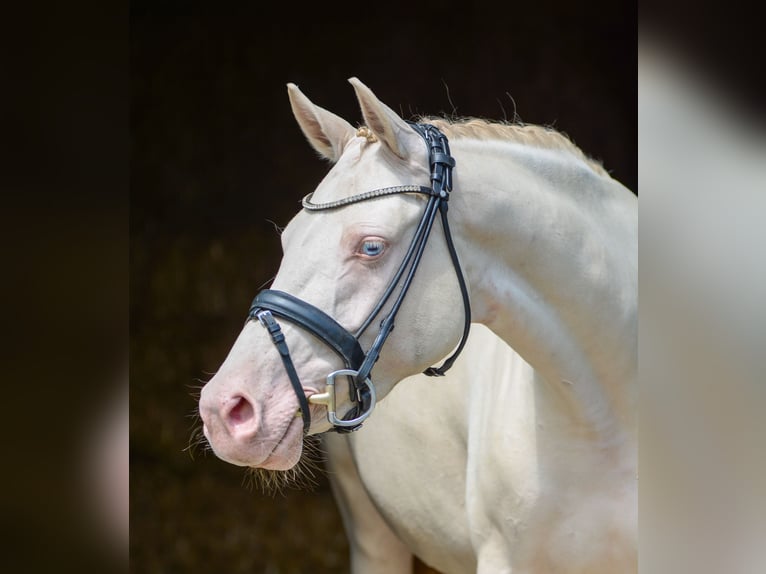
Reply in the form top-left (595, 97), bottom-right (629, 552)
top-left (451, 139), bottom-right (637, 443)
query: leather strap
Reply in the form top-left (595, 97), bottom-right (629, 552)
top-left (250, 290), bottom-right (370, 434)
top-left (250, 290), bottom-right (365, 369)
top-left (252, 309), bottom-right (312, 434)
top-left (423, 201), bottom-right (472, 376)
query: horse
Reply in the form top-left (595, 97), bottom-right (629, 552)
top-left (199, 78), bottom-right (637, 573)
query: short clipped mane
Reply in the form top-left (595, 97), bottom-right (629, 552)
top-left (418, 116), bottom-right (609, 177)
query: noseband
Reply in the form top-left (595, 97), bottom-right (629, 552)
top-left (248, 123), bottom-right (471, 433)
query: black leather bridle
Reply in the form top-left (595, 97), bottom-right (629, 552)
top-left (248, 122), bottom-right (471, 434)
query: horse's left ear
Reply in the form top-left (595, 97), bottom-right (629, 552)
top-left (287, 83), bottom-right (356, 162)
top-left (348, 77), bottom-right (422, 160)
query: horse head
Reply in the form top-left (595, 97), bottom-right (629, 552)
top-left (199, 79), bottom-right (468, 469)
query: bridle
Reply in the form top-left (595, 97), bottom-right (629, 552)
top-left (247, 122), bottom-right (471, 434)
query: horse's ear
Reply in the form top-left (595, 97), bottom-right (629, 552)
top-left (348, 77), bottom-right (421, 160)
top-left (287, 83), bottom-right (356, 162)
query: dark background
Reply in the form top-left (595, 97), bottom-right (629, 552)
top-left (131, 1), bottom-right (635, 572)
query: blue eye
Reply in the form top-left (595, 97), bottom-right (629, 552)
top-left (360, 239), bottom-right (385, 257)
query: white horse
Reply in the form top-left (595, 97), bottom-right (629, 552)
top-left (199, 78), bottom-right (637, 573)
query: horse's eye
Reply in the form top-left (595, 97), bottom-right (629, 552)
top-left (359, 239), bottom-right (385, 258)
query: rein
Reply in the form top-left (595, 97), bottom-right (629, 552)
top-left (248, 123), bottom-right (471, 433)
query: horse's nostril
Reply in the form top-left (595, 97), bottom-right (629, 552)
top-left (226, 395), bottom-right (255, 427)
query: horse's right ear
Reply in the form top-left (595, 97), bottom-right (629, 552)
top-left (287, 83), bottom-right (356, 162)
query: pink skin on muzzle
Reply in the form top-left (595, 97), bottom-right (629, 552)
top-left (198, 322), bottom-right (334, 470)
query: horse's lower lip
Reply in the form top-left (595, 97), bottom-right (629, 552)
top-left (276, 414), bottom-right (301, 449)
top-left (259, 390), bottom-right (320, 468)
top-left (259, 412), bottom-right (304, 470)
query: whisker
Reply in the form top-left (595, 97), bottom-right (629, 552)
top-left (265, 219), bottom-right (285, 235)
top-left (244, 435), bottom-right (326, 496)
top-left (256, 274), bottom-right (277, 292)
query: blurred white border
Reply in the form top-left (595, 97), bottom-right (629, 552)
top-left (639, 33), bottom-right (766, 574)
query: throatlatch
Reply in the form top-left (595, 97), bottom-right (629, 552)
top-left (248, 123), bottom-right (471, 434)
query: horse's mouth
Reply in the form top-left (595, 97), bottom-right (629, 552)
top-left (257, 414), bottom-right (304, 471)
top-left (256, 389), bottom-right (321, 470)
